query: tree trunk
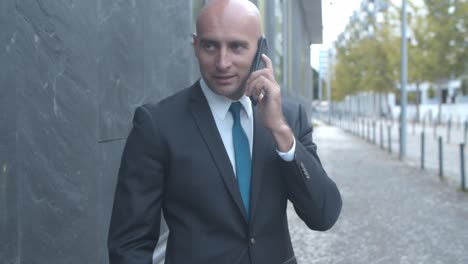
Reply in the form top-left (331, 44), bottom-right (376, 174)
top-left (415, 81), bottom-right (420, 123)
top-left (437, 85), bottom-right (442, 125)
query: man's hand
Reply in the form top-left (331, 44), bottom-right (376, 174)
top-left (245, 54), bottom-right (294, 152)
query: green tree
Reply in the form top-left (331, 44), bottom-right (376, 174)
top-left (461, 78), bottom-right (468, 95)
top-left (427, 85), bottom-right (436, 98)
top-left (407, 0), bottom-right (432, 122)
top-left (331, 16), bottom-right (364, 101)
top-left (331, 4), bottom-right (398, 112)
top-left (331, 0), bottom-right (467, 121)
top-left (421, 0), bottom-right (468, 122)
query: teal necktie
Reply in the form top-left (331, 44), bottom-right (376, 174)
top-left (229, 102), bottom-right (252, 217)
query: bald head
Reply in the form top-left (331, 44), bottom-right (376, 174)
top-left (196, 0), bottom-right (263, 37)
top-left (193, 0), bottom-right (265, 100)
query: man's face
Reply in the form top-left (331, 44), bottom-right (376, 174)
top-left (194, 11), bottom-right (260, 100)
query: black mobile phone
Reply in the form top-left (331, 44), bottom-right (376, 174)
top-left (249, 36), bottom-right (268, 105)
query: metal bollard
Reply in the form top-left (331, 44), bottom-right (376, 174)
top-left (356, 118), bottom-right (358, 135)
top-left (447, 118), bottom-right (452, 143)
top-left (355, 118), bottom-right (358, 135)
top-left (358, 119), bottom-right (360, 136)
top-left (362, 120), bottom-right (365, 138)
top-left (364, 120), bottom-right (367, 139)
top-left (356, 118), bottom-right (362, 136)
top-left (364, 120), bottom-right (368, 140)
top-left (355, 117), bottom-right (357, 135)
top-left (359, 119), bottom-right (362, 137)
top-left (421, 132), bottom-right (425, 170)
top-left (388, 125), bottom-right (392, 153)
top-left (359, 120), bottom-right (365, 138)
top-left (461, 143), bottom-right (466, 191)
top-left (373, 121), bottom-right (376, 144)
top-left (367, 120), bottom-right (371, 141)
top-left (353, 119), bottom-right (359, 135)
top-left (433, 122), bottom-right (437, 140)
top-left (399, 126), bottom-right (402, 149)
top-left (380, 122), bottom-right (384, 149)
top-left (438, 136), bottom-right (443, 179)
top-left (464, 120), bottom-right (467, 143)
top-left (354, 118), bottom-right (360, 135)
top-left (353, 118), bottom-right (356, 135)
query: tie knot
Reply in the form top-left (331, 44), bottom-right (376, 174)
top-left (229, 102), bottom-right (242, 120)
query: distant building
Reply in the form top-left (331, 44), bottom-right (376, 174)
top-left (255, 0), bottom-right (323, 112)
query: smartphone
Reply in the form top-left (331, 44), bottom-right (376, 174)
top-left (249, 36), bottom-right (268, 105)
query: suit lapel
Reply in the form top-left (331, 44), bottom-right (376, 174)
top-left (189, 82), bottom-right (248, 222)
top-left (249, 106), bottom-right (274, 223)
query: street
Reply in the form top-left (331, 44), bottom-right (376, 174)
top-left (288, 122), bottom-right (468, 264)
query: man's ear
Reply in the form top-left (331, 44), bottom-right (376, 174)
top-left (192, 33), bottom-right (199, 57)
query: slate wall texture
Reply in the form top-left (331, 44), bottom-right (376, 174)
top-left (1, 1), bottom-right (199, 263)
top-left (1, 0), bottom-right (18, 263)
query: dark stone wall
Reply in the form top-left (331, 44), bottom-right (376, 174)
top-left (1, 1), bottom-right (198, 263)
top-left (1, 0), bottom-right (18, 263)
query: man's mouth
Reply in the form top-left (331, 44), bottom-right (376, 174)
top-left (214, 75), bottom-right (235, 79)
top-left (213, 75), bottom-right (235, 84)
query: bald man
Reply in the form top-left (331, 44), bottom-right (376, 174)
top-left (107, 1), bottom-right (342, 263)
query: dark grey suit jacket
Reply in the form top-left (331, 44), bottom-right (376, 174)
top-left (108, 81), bottom-right (342, 264)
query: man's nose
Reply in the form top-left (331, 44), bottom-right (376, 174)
top-left (215, 48), bottom-right (232, 70)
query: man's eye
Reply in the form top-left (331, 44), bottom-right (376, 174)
top-left (231, 43), bottom-right (245, 52)
top-left (203, 43), bottom-right (216, 51)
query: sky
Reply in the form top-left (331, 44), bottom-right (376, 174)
top-left (310, 0), bottom-right (363, 70)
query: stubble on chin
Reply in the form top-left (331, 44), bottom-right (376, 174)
top-left (207, 78), bottom-right (247, 100)
top-left (231, 75), bottom-right (250, 100)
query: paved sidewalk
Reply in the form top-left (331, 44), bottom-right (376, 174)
top-left (337, 117), bottom-right (467, 187)
top-left (288, 122), bottom-right (468, 264)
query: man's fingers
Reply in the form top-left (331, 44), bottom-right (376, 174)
top-left (247, 76), bottom-right (269, 98)
top-left (261, 54), bottom-right (273, 71)
top-left (247, 68), bottom-right (273, 86)
top-left (245, 54), bottom-right (277, 100)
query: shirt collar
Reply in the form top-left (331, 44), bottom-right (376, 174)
top-left (200, 78), bottom-right (253, 121)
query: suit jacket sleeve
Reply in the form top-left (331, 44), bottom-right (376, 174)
top-left (282, 103), bottom-right (342, 231)
top-left (108, 105), bottom-right (166, 264)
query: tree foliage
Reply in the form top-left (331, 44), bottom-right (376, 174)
top-left (330, 0), bottom-right (468, 100)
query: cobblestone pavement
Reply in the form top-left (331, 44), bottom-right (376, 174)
top-left (287, 122), bottom-right (468, 264)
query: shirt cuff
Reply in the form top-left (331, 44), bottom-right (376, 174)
top-left (276, 137), bottom-right (296, 162)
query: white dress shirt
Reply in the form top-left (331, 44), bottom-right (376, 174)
top-left (199, 79), bottom-right (295, 176)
